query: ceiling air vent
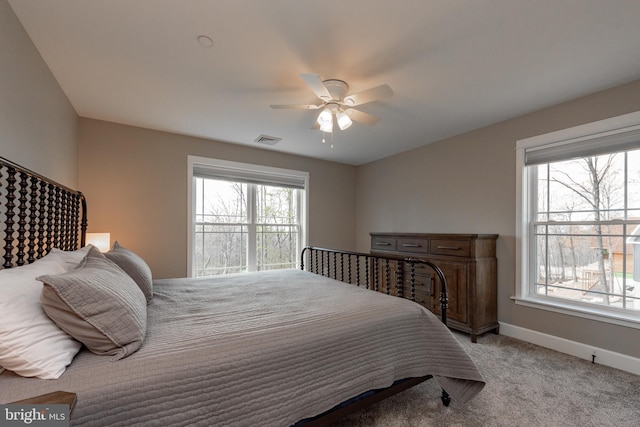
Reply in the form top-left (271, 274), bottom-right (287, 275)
top-left (254, 135), bottom-right (282, 145)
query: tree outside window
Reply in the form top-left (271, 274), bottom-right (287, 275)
top-left (193, 177), bottom-right (301, 276)
top-left (532, 149), bottom-right (640, 311)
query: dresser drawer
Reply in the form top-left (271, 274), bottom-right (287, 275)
top-left (430, 239), bottom-right (471, 257)
top-left (403, 265), bottom-right (433, 296)
top-left (404, 278), bottom-right (432, 294)
top-left (403, 263), bottom-right (432, 281)
top-left (396, 238), bottom-right (429, 254)
top-left (405, 262), bottom-right (432, 274)
top-left (403, 272), bottom-right (431, 286)
top-left (412, 288), bottom-right (433, 306)
top-left (371, 236), bottom-right (396, 251)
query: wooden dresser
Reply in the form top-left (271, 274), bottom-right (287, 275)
top-left (370, 232), bottom-right (498, 342)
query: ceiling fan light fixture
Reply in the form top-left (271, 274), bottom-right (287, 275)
top-left (317, 108), bottom-right (332, 126)
top-left (271, 73), bottom-right (391, 138)
top-left (336, 110), bottom-right (352, 130)
top-left (319, 118), bottom-right (333, 133)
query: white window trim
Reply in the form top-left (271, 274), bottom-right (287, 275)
top-left (515, 111), bottom-right (640, 330)
top-left (187, 155), bottom-right (309, 277)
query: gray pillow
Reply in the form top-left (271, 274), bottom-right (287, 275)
top-left (38, 246), bottom-right (147, 360)
top-left (105, 241), bottom-right (153, 304)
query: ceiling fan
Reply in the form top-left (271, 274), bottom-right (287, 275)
top-left (270, 73), bottom-right (393, 133)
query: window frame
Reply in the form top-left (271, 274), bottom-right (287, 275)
top-left (515, 111), bottom-right (640, 329)
top-left (187, 155), bottom-right (309, 277)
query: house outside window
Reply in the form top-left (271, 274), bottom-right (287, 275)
top-left (187, 156), bottom-right (308, 277)
top-left (516, 112), bottom-right (640, 328)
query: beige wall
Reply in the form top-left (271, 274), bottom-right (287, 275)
top-left (0, 0), bottom-right (78, 187)
top-left (356, 79), bottom-right (640, 358)
top-left (6, 0), bottom-right (639, 360)
top-left (78, 118), bottom-right (356, 279)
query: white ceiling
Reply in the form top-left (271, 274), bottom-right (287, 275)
top-left (9, 0), bottom-right (640, 165)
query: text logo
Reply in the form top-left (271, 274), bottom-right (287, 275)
top-left (0, 405), bottom-right (69, 427)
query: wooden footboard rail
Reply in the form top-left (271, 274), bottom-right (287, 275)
top-left (300, 246), bottom-right (449, 326)
top-left (0, 157), bottom-right (87, 269)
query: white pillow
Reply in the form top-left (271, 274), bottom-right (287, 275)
top-left (0, 252), bottom-right (82, 379)
top-left (50, 245), bottom-right (94, 270)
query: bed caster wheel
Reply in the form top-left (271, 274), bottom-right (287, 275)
top-left (441, 390), bottom-right (451, 407)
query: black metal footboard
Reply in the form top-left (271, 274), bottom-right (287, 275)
top-left (300, 246), bottom-right (453, 410)
top-left (300, 246), bottom-right (449, 326)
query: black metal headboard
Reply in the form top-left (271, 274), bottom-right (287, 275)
top-left (0, 157), bottom-right (87, 269)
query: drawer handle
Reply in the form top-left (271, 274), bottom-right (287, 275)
top-left (402, 243), bottom-right (421, 248)
top-left (376, 242), bottom-right (391, 246)
top-left (437, 245), bottom-right (461, 250)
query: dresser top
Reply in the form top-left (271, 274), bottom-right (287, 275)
top-left (370, 232), bottom-right (498, 239)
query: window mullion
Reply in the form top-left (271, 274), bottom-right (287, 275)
top-left (624, 151), bottom-right (629, 221)
top-left (247, 184), bottom-right (257, 272)
top-left (544, 164), bottom-right (550, 296)
top-left (295, 189), bottom-right (301, 257)
top-left (528, 164), bottom-right (539, 298)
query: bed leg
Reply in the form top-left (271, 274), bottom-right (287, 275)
top-left (441, 389), bottom-right (451, 407)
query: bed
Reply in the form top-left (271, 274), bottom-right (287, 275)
top-left (0, 156), bottom-right (485, 426)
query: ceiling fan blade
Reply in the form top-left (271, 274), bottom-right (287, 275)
top-left (270, 104), bottom-right (323, 109)
top-left (343, 84), bottom-right (393, 107)
top-left (345, 108), bottom-right (381, 126)
top-left (300, 73), bottom-right (333, 101)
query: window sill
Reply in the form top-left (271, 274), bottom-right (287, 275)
top-left (512, 295), bottom-right (640, 330)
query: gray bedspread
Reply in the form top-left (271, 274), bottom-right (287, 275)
top-left (1, 269), bottom-right (485, 426)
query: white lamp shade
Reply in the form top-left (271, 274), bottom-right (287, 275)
top-left (319, 119), bottom-right (333, 133)
top-left (317, 108), bottom-right (333, 126)
top-left (336, 110), bottom-right (353, 130)
top-left (86, 233), bottom-right (111, 252)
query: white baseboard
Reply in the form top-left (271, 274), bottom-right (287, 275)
top-left (499, 322), bottom-right (640, 376)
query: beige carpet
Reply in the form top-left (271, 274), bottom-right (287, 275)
top-left (330, 332), bottom-right (640, 427)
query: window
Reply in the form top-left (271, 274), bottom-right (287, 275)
top-left (516, 112), bottom-right (640, 327)
top-left (188, 156), bottom-right (308, 277)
